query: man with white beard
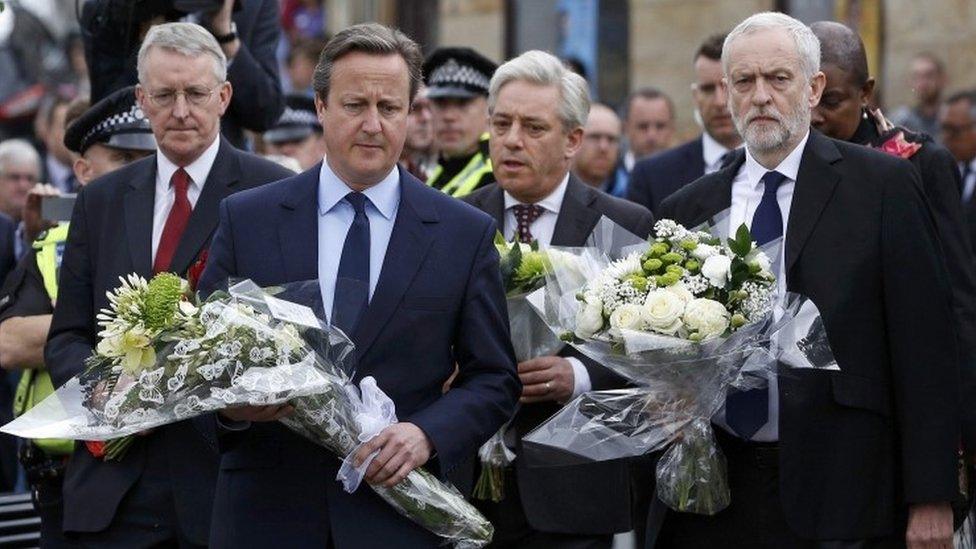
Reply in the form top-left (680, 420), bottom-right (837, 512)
top-left (655, 11), bottom-right (961, 549)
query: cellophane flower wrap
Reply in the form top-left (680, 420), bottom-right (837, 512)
top-left (522, 213), bottom-right (839, 515)
top-left (2, 277), bottom-right (493, 548)
top-left (472, 234), bottom-right (572, 502)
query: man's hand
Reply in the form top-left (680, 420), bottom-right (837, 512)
top-left (205, 0), bottom-right (240, 58)
top-left (219, 403), bottom-right (293, 423)
top-left (22, 183), bottom-right (60, 243)
top-left (518, 356), bottom-right (575, 404)
top-left (354, 423), bottom-right (432, 488)
top-left (906, 502), bottom-right (953, 549)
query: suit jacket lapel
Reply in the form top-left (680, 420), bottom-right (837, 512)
top-left (551, 177), bottom-right (601, 247)
top-left (690, 153), bottom-right (740, 226)
top-left (277, 165), bottom-right (320, 284)
top-left (784, 131), bottom-right (842, 273)
top-left (480, 185), bottom-right (505, 229)
top-left (169, 139), bottom-right (243, 275)
top-left (352, 171), bottom-right (436, 358)
top-left (688, 136), bottom-right (706, 181)
top-left (122, 158), bottom-right (157, 277)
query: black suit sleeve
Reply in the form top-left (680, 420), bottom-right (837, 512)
top-left (45, 189), bottom-right (95, 389)
top-left (626, 161), bottom-right (652, 211)
top-left (916, 146), bottom-right (976, 449)
top-left (225, 0), bottom-right (285, 132)
top-left (881, 163), bottom-right (960, 503)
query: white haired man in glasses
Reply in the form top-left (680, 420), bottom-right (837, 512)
top-left (45, 21), bottom-right (293, 546)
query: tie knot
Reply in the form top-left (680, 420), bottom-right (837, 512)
top-left (512, 204), bottom-right (544, 224)
top-left (344, 192), bottom-right (368, 215)
top-left (761, 171), bottom-right (787, 195)
top-left (171, 168), bottom-right (190, 195)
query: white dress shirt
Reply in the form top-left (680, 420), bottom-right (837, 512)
top-left (714, 131), bottom-right (809, 442)
top-left (317, 161), bottom-right (400, 322)
top-left (151, 136), bottom-right (220, 262)
top-left (503, 173), bottom-right (591, 399)
top-left (701, 131), bottom-right (735, 175)
top-left (960, 158), bottom-right (976, 204)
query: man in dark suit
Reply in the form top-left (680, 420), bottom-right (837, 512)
top-left (463, 50), bottom-right (653, 549)
top-left (85, 0), bottom-right (284, 149)
top-left (196, 23), bottom-right (520, 548)
top-left (654, 13), bottom-right (959, 548)
top-left (45, 23), bottom-right (292, 546)
top-left (627, 34), bottom-right (742, 216)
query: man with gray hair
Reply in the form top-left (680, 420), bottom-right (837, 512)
top-left (656, 11), bottom-right (959, 548)
top-left (196, 22), bottom-right (519, 548)
top-left (0, 139), bottom-right (40, 225)
top-left (463, 49), bottom-right (652, 548)
top-left (45, 21), bottom-right (292, 546)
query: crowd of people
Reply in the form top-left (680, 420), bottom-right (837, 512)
top-left (0, 1), bottom-right (973, 548)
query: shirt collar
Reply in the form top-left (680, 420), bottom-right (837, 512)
top-left (503, 173), bottom-right (570, 213)
top-left (701, 131), bottom-right (733, 168)
top-left (743, 130), bottom-right (809, 189)
top-left (318, 160), bottom-right (400, 219)
top-left (157, 135), bottom-right (220, 189)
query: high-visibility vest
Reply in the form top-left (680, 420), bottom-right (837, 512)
top-left (13, 222), bottom-right (73, 456)
top-left (426, 133), bottom-right (493, 197)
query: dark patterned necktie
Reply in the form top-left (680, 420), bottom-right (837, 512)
top-left (332, 192), bottom-right (370, 335)
top-left (512, 204), bottom-right (543, 243)
top-left (726, 170), bottom-right (787, 439)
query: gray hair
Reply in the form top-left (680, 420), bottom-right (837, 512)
top-left (488, 50), bottom-right (590, 131)
top-left (313, 23), bottom-right (423, 103)
top-left (137, 22), bottom-right (227, 84)
top-left (0, 139), bottom-right (40, 175)
top-left (723, 12), bottom-right (821, 80)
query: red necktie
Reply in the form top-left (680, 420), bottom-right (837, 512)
top-left (153, 168), bottom-right (192, 274)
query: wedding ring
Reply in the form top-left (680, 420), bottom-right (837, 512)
top-left (544, 381), bottom-right (552, 392)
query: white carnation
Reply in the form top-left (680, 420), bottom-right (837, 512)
top-left (746, 249), bottom-right (774, 277)
top-left (642, 289), bottom-right (685, 335)
top-left (701, 255), bottom-right (732, 288)
top-left (691, 243), bottom-right (720, 260)
top-left (683, 298), bottom-right (730, 340)
top-left (665, 283), bottom-right (694, 304)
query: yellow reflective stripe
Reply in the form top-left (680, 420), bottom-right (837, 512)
top-left (450, 157), bottom-right (493, 197)
top-left (425, 164), bottom-right (444, 187)
top-left (441, 153), bottom-right (491, 196)
top-left (35, 223), bottom-right (69, 301)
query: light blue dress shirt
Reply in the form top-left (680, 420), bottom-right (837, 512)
top-left (317, 161), bottom-right (400, 323)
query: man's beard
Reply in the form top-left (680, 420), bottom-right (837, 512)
top-left (733, 96), bottom-right (809, 154)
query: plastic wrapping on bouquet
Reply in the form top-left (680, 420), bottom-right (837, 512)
top-left (519, 213), bottom-right (840, 515)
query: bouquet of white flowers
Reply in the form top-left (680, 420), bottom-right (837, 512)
top-left (3, 277), bottom-right (493, 548)
top-left (523, 214), bottom-right (839, 515)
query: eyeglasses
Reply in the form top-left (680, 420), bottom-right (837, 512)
top-left (145, 85), bottom-right (221, 108)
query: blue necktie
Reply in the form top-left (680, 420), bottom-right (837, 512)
top-left (332, 192), bottom-right (370, 335)
top-left (726, 170), bottom-right (787, 439)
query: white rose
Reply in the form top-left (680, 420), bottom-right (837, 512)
top-left (608, 303), bottom-right (646, 332)
top-left (691, 244), bottom-right (720, 261)
top-left (642, 289), bottom-right (685, 335)
top-left (575, 296), bottom-right (605, 339)
top-left (683, 298), bottom-right (730, 340)
top-left (701, 255), bottom-right (732, 288)
top-left (665, 283), bottom-right (694, 304)
top-left (747, 249), bottom-right (773, 277)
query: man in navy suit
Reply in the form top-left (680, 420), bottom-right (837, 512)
top-left (45, 22), bottom-right (293, 546)
top-left (627, 34), bottom-right (742, 216)
top-left (197, 23), bottom-right (520, 548)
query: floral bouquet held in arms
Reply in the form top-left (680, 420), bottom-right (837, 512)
top-left (523, 215), bottom-right (839, 514)
top-left (3, 277), bottom-right (493, 548)
top-left (472, 234), bottom-right (570, 502)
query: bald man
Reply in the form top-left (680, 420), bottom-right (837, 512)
top-left (572, 103), bottom-right (626, 196)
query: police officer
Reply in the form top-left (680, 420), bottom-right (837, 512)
top-left (424, 47), bottom-right (497, 197)
top-left (263, 93), bottom-right (326, 171)
top-left (0, 85), bottom-right (154, 546)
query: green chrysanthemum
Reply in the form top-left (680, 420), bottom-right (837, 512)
top-left (514, 251), bottom-right (550, 287)
top-left (143, 273), bottom-right (185, 330)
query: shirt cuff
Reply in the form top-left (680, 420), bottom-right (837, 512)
top-left (215, 414), bottom-right (251, 432)
top-left (566, 357), bottom-right (592, 399)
